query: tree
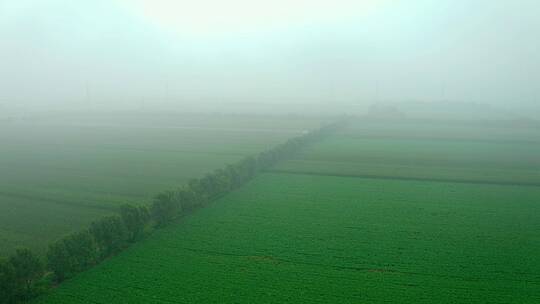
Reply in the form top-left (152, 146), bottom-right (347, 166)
top-left (65, 230), bottom-right (98, 272)
top-left (0, 258), bottom-right (16, 303)
top-left (0, 121), bottom-right (345, 304)
top-left (237, 156), bottom-right (258, 182)
top-left (257, 151), bottom-right (273, 168)
top-left (213, 168), bottom-right (232, 195)
top-left (200, 174), bottom-right (218, 199)
top-left (188, 179), bottom-right (208, 206)
top-left (151, 190), bottom-right (181, 226)
top-left (120, 204), bottom-right (149, 241)
top-left (176, 188), bottom-right (197, 211)
top-left (9, 248), bottom-right (44, 299)
top-left (48, 226), bottom-right (112, 282)
top-left (46, 241), bottom-right (70, 282)
top-left (224, 164), bottom-right (241, 189)
top-left (89, 216), bottom-right (128, 257)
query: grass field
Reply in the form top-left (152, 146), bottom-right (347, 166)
top-left (34, 119), bottom-right (540, 303)
top-left (0, 113), bottom-right (325, 256)
top-left (35, 173), bottom-right (540, 303)
top-left (274, 121), bottom-right (540, 185)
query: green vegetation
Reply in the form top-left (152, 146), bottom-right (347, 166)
top-left (31, 119), bottom-right (540, 303)
top-left (4, 117), bottom-right (540, 303)
top-left (34, 173), bottom-right (540, 303)
top-left (272, 137), bottom-right (540, 184)
top-left (0, 117), bottom-right (340, 303)
top-left (0, 114), bottom-right (325, 256)
top-left (1, 249), bottom-right (44, 302)
top-left (274, 122), bottom-right (540, 185)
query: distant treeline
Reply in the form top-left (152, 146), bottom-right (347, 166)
top-left (0, 121), bottom-right (345, 303)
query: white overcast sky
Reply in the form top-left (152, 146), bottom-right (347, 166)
top-left (0, 0), bottom-right (539, 112)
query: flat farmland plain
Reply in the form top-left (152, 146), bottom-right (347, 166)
top-left (274, 121), bottom-right (540, 185)
top-left (0, 113), bottom-right (325, 256)
top-left (32, 119), bottom-right (540, 303)
top-left (36, 173), bottom-right (540, 303)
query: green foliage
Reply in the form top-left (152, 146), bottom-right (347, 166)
top-left (89, 216), bottom-right (128, 258)
top-left (176, 188), bottom-right (198, 211)
top-left (62, 231), bottom-right (97, 274)
top-left (0, 115), bottom-right (325, 256)
top-left (8, 248), bottom-right (44, 301)
top-left (145, 122), bottom-right (344, 228)
top-left (47, 231), bottom-right (98, 282)
top-left (34, 173), bottom-right (540, 303)
top-left (0, 258), bottom-right (17, 303)
top-left (46, 241), bottom-right (71, 282)
top-left (151, 190), bottom-right (182, 226)
top-left (31, 119), bottom-right (540, 303)
top-left (2, 120), bottom-right (343, 302)
top-left (188, 179), bottom-right (209, 206)
top-left (120, 204), bottom-right (149, 242)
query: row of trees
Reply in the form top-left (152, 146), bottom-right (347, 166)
top-left (0, 121), bottom-right (345, 303)
top-left (46, 204), bottom-right (150, 282)
top-left (0, 204), bottom-right (149, 302)
top-left (0, 249), bottom-right (44, 303)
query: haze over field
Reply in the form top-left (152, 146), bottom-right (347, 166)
top-left (1, 0), bottom-right (539, 116)
top-left (2, 2), bottom-right (540, 303)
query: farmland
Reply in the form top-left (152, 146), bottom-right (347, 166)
top-left (35, 119), bottom-right (540, 303)
top-left (0, 113), bottom-right (325, 256)
top-left (274, 120), bottom-right (540, 185)
top-left (272, 136), bottom-right (540, 185)
top-left (35, 173), bottom-right (540, 303)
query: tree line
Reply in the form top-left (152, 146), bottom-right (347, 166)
top-left (0, 121), bottom-right (345, 303)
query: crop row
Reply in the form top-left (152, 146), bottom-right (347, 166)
top-left (36, 173), bottom-right (540, 303)
top-left (0, 121), bottom-right (346, 303)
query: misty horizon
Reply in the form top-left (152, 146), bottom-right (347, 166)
top-left (1, 0), bottom-right (539, 117)
top-left (1, 2), bottom-right (540, 303)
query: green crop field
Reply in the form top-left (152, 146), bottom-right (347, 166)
top-left (35, 119), bottom-right (540, 303)
top-left (35, 172), bottom-right (540, 303)
top-left (274, 121), bottom-right (540, 185)
top-left (0, 113), bottom-right (325, 256)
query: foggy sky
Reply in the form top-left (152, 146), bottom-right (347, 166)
top-left (1, 0), bottom-right (539, 114)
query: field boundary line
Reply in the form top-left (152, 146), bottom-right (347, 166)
top-left (11, 119), bottom-right (348, 304)
top-left (335, 134), bottom-right (540, 145)
top-left (0, 190), bottom-right (119, 212)
top-left (266, 169), bottom-right (540, 188)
